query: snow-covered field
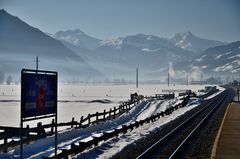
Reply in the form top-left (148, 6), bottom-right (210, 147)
top-left (0, 84), bottom-right (206, 127)
top-left (0, 84), bottom-right (223, 159)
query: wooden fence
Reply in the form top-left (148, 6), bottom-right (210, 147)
top-left (0, 92), bottom-right (185, 153)
top-left (0, 96), bottom-right (145, 152)
top-left (43, 95), bottom-right (192, 159)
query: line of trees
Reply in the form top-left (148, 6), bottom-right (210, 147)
top-left (0, 71), bottom-right (13, 85)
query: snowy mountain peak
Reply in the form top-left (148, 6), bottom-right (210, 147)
top-left (122, 34), bottom-right (177, 51)
top-left (72, 28), bottom-right (84, 34)
top-left (100, 38), bottom-right (123, 49)
top-left (170, 31), bottom-right (225, 53)
top-left (171, 31), bottom-right (199, 43)
top-left (53, 29), bottom-right (101, 50)
top-left (0, 9), bottom-right (7, 14)
top-left (100, 33), bottom-right (174, 51)
top-left (187, 41), bottom-right (240, 75)
top-left (125, 33), bottom-right (163, 41)
top-left (0, 9), bottom-right (16, 20)
top-left (185, 31), bottom-right (194, 36)
top-left (0, 9), bottom-right (10, 16)
top-left (57, 29), bottom-right (85, 36)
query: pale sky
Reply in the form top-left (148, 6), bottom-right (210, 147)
top-left (1, 0), bottom-right (240, 42)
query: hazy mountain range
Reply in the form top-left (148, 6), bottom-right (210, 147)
top-left (0, 9), bottom-right (103, 82)
top-left (53, 29), bottom-right (101, 50)
top-left (189, 41), bottom-right (240, 74)
top-left (0, 9), bottom-right (239, 83)
top-left (169, 31), bottom-right (224, 53)
top-left (53, 29), bottom-right (225, 55)
top-left (52, 28), bottom-right (239, 81)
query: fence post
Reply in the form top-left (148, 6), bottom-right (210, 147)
top-left (79, 116), bottom-right (84, 128)
top-left (127, 104), bottom-right (130, 112)
top-left (37, 122), bottom-right (41, 135)
top-left (71, 117), bottom-right (75, 128)
top-left (109, 108), bottom-right (112, 119)
top-left (88, 114), bottom-right (91, 125)
top-left (3, 129), bottom-right (8, 153)
top-left (119, 105), bottom-right (122, 115)
top-left (51, 119), bottom-right (54, 134)
top-left (37, 122), bottom-right (44, 136)
top-left (103, 109), bottom-right (106, 120)
top-left (114, 107), bottom-right (116, 118)
top-left (26, 125), bottom-right (30, 138)
top-left (96, 112), bottom-right (99, 122)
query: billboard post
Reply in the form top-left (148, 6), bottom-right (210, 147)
top-left (20, 69), bottom-right (57, 159)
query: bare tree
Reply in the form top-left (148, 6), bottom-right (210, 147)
top-left (6, 75), bottom-right (13, 85)
top-left (0, 71), bottom-right (4, 84)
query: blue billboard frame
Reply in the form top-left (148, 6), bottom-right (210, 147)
top-left (21, 69), bottom-right (57, 120)
top-left (20, 69), bottom-right (58, 159)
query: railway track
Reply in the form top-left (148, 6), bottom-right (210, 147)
top-left (137, 89), bottom-right (234, 159)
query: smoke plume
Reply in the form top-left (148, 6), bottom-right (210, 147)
top-left (168, 62), bottom-right (176, 78)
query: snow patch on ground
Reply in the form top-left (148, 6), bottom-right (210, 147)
top-left (201, 65), bottom-right (208, 69)
top-left (231, 68), bottom-right (240, 73)
top-left (100, 38), bottom-right (123, 49)
top-left (141, 48), bottom-right (160, 52)
top-left (195, 55), bottom-right (206, 62)
top-left (215, 54), bottom-right (223, 59)
top-left (0, 84), bottom-right (211, 158)
top-left (228, 54), bottom-right (240, 60)
top-left (213, 63), bottom-right (233, 72)
top-left (75, 103), bottom-right (199, 159)
top-left (225, 51), bottom-right (232, 55)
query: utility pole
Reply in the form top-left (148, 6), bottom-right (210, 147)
top-left (168, 72), bottom-right (170, 87)
top-left (237, 88), bottom-right (239, 103)
top-left (238, 83), bottom-right (239, 103)
top-left (35, 56), bottom-right (40, 70)
top-left (136, 67), bottom-right (138, 88)
top-left (187, 75), bottom-right (188, 86)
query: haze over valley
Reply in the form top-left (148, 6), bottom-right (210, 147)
top-left (0, 8), bottom-right (239, 84)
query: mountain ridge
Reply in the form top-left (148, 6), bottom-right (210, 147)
top-left (56, 29), bottom-right (239, 81)
top-left (0, 9), bottom-right (82, 60)
top-left (175, 41), bottom-right (240, 80)
top-left (1, 9), bottom-right (239, 83)
top-left (53, 29), bottom-right (101, 50)
top-left (52, 29), bottom-right (226, 55)
top-left (0, 9), bottom-right (103, 81)
top-left (170, 31), bottom-right (225, 53)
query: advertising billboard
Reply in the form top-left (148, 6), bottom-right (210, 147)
top-left (21, 69), bottom-right (57, 119)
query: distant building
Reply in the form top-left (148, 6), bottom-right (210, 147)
top-left (190, 80), bottom-right (206, 85)
top-left (205, 77), bottom-right (222, 85)
top-left (229, 80), bottom-right (240, 86)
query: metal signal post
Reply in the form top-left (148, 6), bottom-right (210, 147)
top-left (168, 72), bottom-right (170, 87)
top-left (136, 68), bottom-right (138, 88)
top-left (237, 87), bottom-right (239, 103)
top-left (35, 56), bottom-right (40, 70)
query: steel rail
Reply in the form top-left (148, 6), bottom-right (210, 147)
top-left (168, 91), bottom-right (227, 159)
top-left (137, 90), bottom-right (227, 159)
